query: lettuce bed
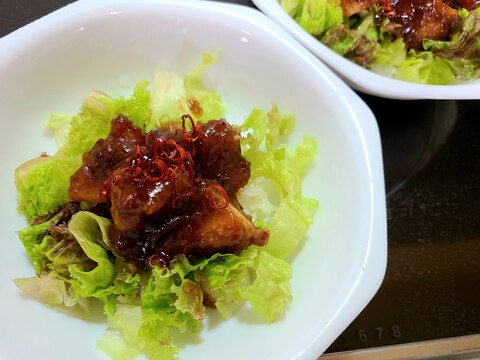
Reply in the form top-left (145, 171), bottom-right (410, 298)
top-left (14, 54), bottom-right (318, 359)
top-left (282, 0), bottom-right (480, 84)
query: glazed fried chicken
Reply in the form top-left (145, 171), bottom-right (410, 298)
top-left (338, 0), bottom-right (478, 49)
top-left (340, 0), bottom-right (375, 17)
top-left (69, 114), bottom-right (268, 268)
top-left (391, 0), bottom-right (459, 49)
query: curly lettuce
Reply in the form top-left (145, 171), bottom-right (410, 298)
top-left (283, 1), bottom-right (480, 84)
top-left (282, 0), bottom-right (343, 36)
top-left (14, 55), bottom-right (318, 359)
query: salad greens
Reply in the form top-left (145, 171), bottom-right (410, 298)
top-left (14, 53), bottom-right (318, 359)
top-left (282, 0), bottom-right (480, 84)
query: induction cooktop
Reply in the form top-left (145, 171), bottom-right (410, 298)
top-left (2, 2), bottom-right (480, 358)
top-left (325, 96), bottom-right (480, 357)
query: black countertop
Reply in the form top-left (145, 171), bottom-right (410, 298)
top-left (2, 0), bottom-right (480, 356)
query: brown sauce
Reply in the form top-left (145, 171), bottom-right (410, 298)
top-left (390, 0), bottom-right (459, 49)
top-left (188, 99), bottom-right (204, 118)
top-left (340, 0), bottom-right (480, 49)
top-left (446, 0), bottom-right (480, 10)
top-left (69, 114), bottom-right (268, 269)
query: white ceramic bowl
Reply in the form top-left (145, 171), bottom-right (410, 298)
top-left (0, 1), bottom-right (387, 359)
top-left (253, 0), bottom-right (480, 100)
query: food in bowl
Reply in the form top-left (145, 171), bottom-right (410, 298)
top-left (0, 1), bottom-right (388, 358)
top-left (281, 0), bottom-right (480, 84)
top-left (13, 55), bottom-right (318, 359)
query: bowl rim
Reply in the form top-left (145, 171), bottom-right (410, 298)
top-left (0, 0), bottom-right (388, 358)
top-left (252, 0), bottom-right (480, 100)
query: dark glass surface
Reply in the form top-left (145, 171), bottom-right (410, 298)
top-left (0, 0), bottom-right (75, 38)
top-left (326, 97), bottom-right (480, 352)
top-left (2, 0), bottom-right (480, 355)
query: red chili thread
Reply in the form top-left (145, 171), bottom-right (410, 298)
top-left (182, 114), bottom-right (195, 133)
top-left (205, 184), bottom-right (229, 210)
top-left (377, 0), bottom-right (396, 17)
top-left (102, 115), bottom-right (230, 211)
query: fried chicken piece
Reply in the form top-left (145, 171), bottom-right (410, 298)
top-left (340, 0), bottom-right (375, 17)
top-left (110, 170), bottom-right (195, 232)
top-left (71, 114), bottom-right (265, 269)
top-left (340, 0), bottom-right (464, 50)
top-left (194, 120), bottom-right (251, 197)
top-left (148, 190), bottom-right (269, 267)
top-left (108, 184), bottom-right (269, 269)
top-left (69, 115), bottom-right (145, 203)
top-left (392, 0), bottom-right (459, 49)
top-left (445, 0), bottom-right (480, 10)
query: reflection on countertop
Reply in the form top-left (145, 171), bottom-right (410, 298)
top-left (325, 99), bottom-right (480, 355)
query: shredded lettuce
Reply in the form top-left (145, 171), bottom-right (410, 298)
top-left (14, 55), bottom-right (317, 360)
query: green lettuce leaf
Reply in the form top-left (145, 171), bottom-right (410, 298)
top-left (67, 211), bottom-right (142, 315)
top-left (15, 58), bottom-right (318, 360)
top-left (422, 8), bottom-right (480, 81)
top-left (141, 261), bottom-right (204, 320)
top-left (17, 212), bottom-right (60, 273)
top-left (240, 248), bottom-right (292, 323)
top-left (281, 0), bottom-right (304, 18)
top-left (149, 52), bottom-right (225, 130)
top-left (285, 0), bottom-right (480, 84)
top-left (150, 70), bottom-right (189, 129)
top-left (393, 50), bottom-right (456, 84)
top-left (15, 156), bottom-right (75, 223)
top-left (199, 247), bottom-right (293, 323)
top-left (282, 0), bottom-right (343, 36)
top-left (239, 106), bottom-right (318, 259)
top-left (67, 211), bottom-right (115, 295)
top-left (45, 113), bottom-right (73, 147)
top-left (113, 81), bottom-right (153, 129)
top-left (368, 38), bottom-right (406, 77)
top-left (264, 195), bottom-right (318, 259)
top-left (15, 91), bottom-right (115, 222)
top-left (141, 247), bottom-right (293, 325)
top-left (14, 273), bottom-right (91, 318)
top-left (321, 14), bottom-right (379, 66)
top-left (184, 52), bottom-right (226, 121)
top-left (196, 250), bottom-right (258, 319)
top-left (58, 95), bottom-right (114, 160)
top-left (98, 304), bottom-right (197, 360)
top-left (99, 259), bottom-right (204, 360)
top-left (16, 211), bottom-right (141, 317)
